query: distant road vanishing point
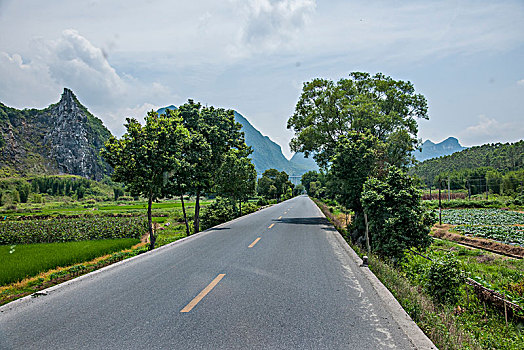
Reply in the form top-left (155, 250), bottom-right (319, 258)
top-left (0, 195), bottom-right (434, 349)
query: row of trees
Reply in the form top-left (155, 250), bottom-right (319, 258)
top-left (289, 72), bottom-right (435, 262)
top-left (429, 167), bottom-right (524, 197)
top-left (412, 140), bottom-right (524, 187)
top-left (102, 101), bottom-right (257, 249)
top-left (0, 176), bottom-right (95, 206)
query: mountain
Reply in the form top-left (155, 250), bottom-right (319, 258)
top-left (289, 152), bottom-right (319, 172)
top-left (0, 88), bottom-right (112, 180)
top-left (157, 106), bottom-right (317, 176)
top-left (411, 140), bottom-right (524, 183)
top-left (415, 137), bottom-right (466, 161)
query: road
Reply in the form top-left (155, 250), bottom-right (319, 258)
top-left (0, 195), bottom-right (427, 349)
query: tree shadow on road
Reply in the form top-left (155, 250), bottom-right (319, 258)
top-left (277, 217), bottom-right (334, 227)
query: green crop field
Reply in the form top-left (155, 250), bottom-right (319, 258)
top-left (439, 209), bottom-right (524, 247)
top-left (0, 239), bottom-right (140, 286)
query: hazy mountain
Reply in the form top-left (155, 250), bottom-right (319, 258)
top-left (157, 106), bottom-right (317, 176)
top-left (289, 152), bottom-right (319, 173)
top-left (415, 137), bottom-right (467, 161)
top-left (0, 88), bottom-right (112, 180)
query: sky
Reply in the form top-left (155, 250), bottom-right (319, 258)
top-left (0, 0), bottom-right (523, 159)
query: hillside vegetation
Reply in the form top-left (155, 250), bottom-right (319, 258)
top-left (411, 140), bottom-right (524, 197)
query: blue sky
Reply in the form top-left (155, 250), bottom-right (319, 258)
top-left (1, 0), bottom-right (523, 158)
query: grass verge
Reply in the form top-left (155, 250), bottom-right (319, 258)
top-left (314, 197), bottom-right (524, 350)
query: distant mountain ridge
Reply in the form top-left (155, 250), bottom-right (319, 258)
top-left (415, 137), bottom-right (467, 161)
top-left (0, 88), bottom-right (112, 180)
top-left (411, 139), bottom-right (524, 183)
top-left (157, 106), bottom-right (317, 176)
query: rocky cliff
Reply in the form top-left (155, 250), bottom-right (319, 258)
top-left (0, 88), bottom-right (112, 180)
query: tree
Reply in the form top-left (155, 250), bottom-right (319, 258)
top-left (175, 101), bottom-right (244, 233)
top-left (300, 171), bottom-right (319, 193)
top-left (216, 148), bottom-right (257, 215)
top-left (360, 167), bottom-right (435, 263)
top-left (327, 132), bottom-right (380, 241)
top-left (257, 169), bottom-right (293, 200)
top-left (102, 111), bottom-right (188, 249)
top-left (287, 72), bottom-right (428, 169)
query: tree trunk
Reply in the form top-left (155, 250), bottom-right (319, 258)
top-left (148, 194), bottom-right (155, 250)
top-left (180, 194), bottom-right (190, 236)
top-left (193, 190), bottom-right (200, 233)
top-left (239, 200), bottom-right (242, 216)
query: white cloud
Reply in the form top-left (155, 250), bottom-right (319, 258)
top-left (518, 79), bottom-right (524, 86)
top-left (230, 0), bottom-right (316, 56)
top-left (459, 115), bottom-right (524, 145)
top-left (0, 29), bottom-right (175, 135)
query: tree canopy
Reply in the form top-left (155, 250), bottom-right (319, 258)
top-left (287, 72), bottom-right (428, 169)
top-left (102, 111), bottom-right (189, 249)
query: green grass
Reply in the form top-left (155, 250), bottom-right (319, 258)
top-left (0, 239), bottom-right (139, 285)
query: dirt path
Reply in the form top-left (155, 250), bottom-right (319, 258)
top-left (431, 224), bottom-right (524, 259)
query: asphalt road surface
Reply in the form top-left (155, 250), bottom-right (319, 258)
top-left (0, 195), bottom-right (422, 349)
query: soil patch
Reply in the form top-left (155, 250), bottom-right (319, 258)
top-left (431, 225), bottom-right (524, 259)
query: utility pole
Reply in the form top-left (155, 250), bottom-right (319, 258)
top-left (448, 176), bottom-right (451, 201)
top-left (485, 177), bottom-right (488, 200)
top-left (438, 180), bottom-right (442, 225)
top-left (467, 179), bottom-right (471, 200)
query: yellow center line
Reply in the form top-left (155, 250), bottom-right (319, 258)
top-left (268, 223), bottom-right (275, 229)
top-left (180, 274), bottom-right (225, 313)
top-left (248, 237), bottom-right (261, 248)
top-left (278, 216), bottom-right (282, 220)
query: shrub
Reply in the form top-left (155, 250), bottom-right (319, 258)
top-left (200, 197), bottom-right (236, 230)
top-left (424, 253), bottom-right (463, 304)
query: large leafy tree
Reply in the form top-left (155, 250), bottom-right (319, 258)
top-left (176, 100), bottom-right (244, 233)
top-left (102, 111), bottom-right (188, 249)
top-left (327, 132), bottom-right (380, 241)
top-left (216, 148), bottom-right (257, 215)
top-left (287, 72), bottom-right (428, 169)
top-left (361, 166), bottom-right (435, 263)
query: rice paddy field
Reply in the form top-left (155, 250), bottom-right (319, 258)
top-left (0, 238), bottom-right (140, 285)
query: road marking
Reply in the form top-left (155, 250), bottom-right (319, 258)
top-left (248, 237), bottom-right (261, 248)
top-left (278, 216), bottom-right (282, 220)
top-left (268, 223), bottom-right (274, 229)
top-left (180, 274), bottom-right (225, 313)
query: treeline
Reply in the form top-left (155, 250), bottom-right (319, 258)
top-left (288, 72), bottom-right (435, 262)
top-left (102, 100), bottom-right (257, 249)
top-left (410, 140), bottom-right (524, 198)
top-left (0, 176), bottom-right (100, 206)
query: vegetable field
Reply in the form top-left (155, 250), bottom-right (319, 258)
top-left (439, 209), bottom-right (524, 247)
top-left (0, 217), bottom-right (147, 245)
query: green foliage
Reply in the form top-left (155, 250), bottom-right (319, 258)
top-left (257, 168), bottom-right (294, 200)
top-left (102, 110), bottom-right (189, 248)
top-left (328, 132), bottom-right (378, 211)
top-left (0, 217), bottom-right (147, 244)
top-left (0, 239), bottom-right (139, 285)
top-left (216, 148), bottom-right (257, 212)
top-left (412, 140), bottom-right (524, 193)
top-left (361, 167), bottom-right (435, 262)
top-left (425, 254), bottom-right (464, 304)
top-left (200, 197), bottom-right (237, 231)
top-left (288, 72), bottom-right (428, 169)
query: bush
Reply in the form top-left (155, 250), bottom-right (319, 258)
top-left (257, 197), bottom-right (269, 206)
top-left (425, 253), bottom-right (463, 304)
top-left (200, 197), bottom-right (236, 230)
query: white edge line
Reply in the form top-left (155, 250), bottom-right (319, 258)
top-left (0, 197), bottom-right (299, 313)
top-left (312, 197), bottom-right (437, 350)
